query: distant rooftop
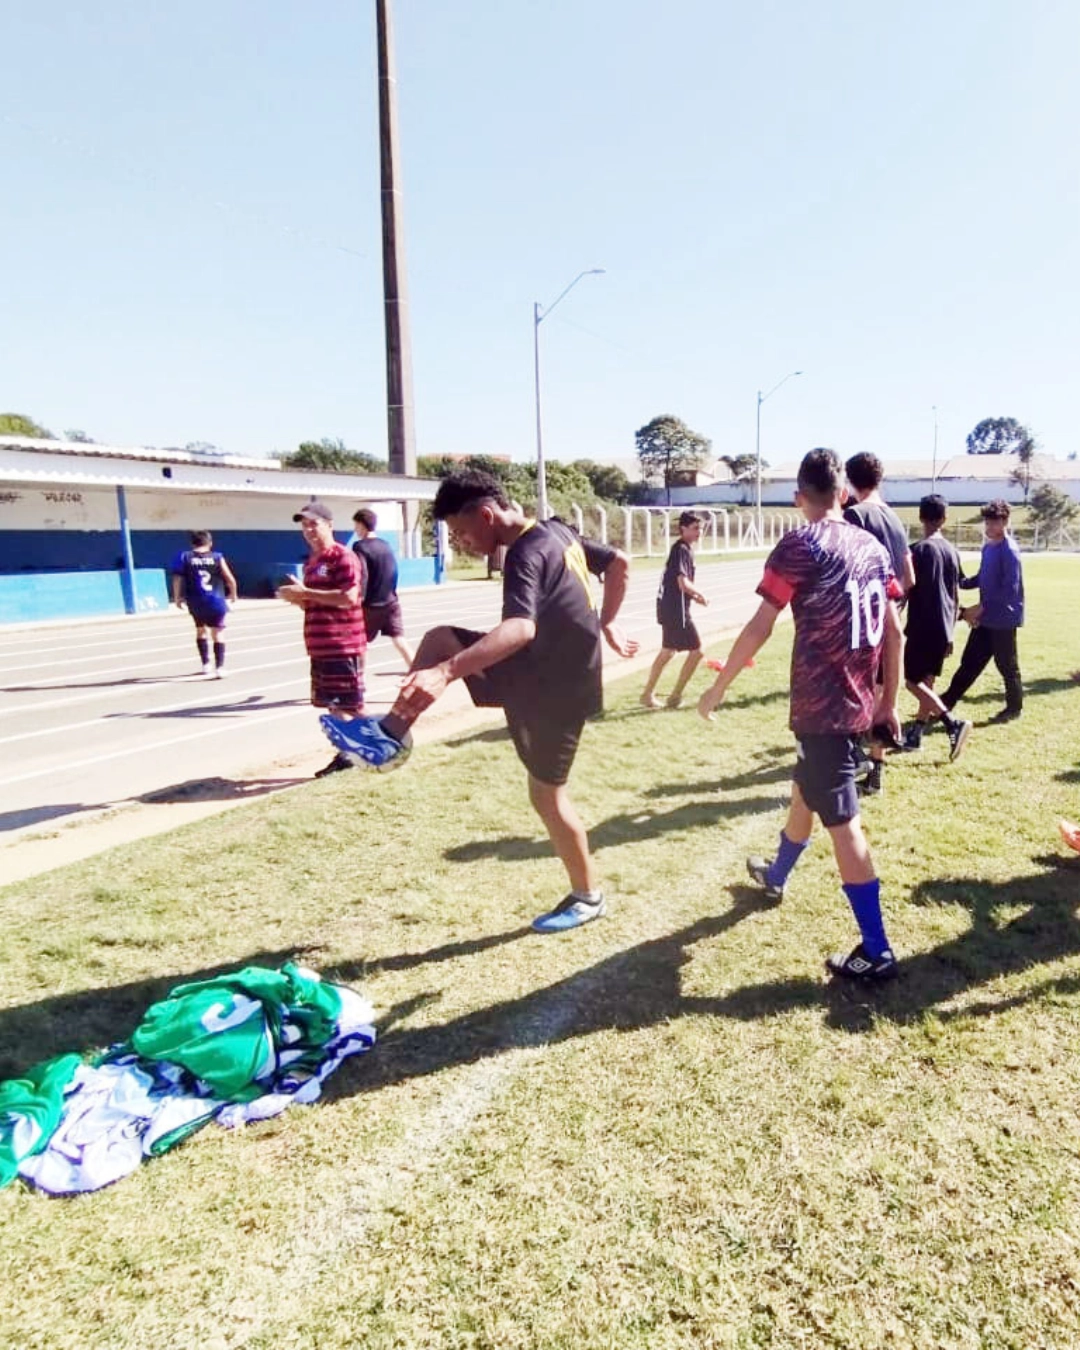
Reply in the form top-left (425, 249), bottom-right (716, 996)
top-left (0, 435), bottom-right (280, 472)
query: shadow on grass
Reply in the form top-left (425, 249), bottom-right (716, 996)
top-left (0, 948), bottom-right (313, 1080)
top-left (957, 674), bottom-right (1076, 705)
top-left (333, 861), bottom-right (1080, 1093)
top-left (327, 895), bottom-right (773, 1100)
top-left (443, 794), bottom-right (783, 864)
top-left (139, 776), bottom-right (309, 805)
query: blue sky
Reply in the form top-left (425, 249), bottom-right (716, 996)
top-left (3, 1), bottom-right (1077, 470)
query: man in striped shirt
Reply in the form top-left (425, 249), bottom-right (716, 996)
top-left (277, 502), bottom-right (366, 777)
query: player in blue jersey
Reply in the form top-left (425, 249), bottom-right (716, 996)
top-left (171, 531), bottom-right (238, 678)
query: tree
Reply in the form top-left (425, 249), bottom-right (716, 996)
top-left (634, 415), bottom-right (712, 505)
top-left (0, 412), bottom-right (53, 438)
top-left (965, 416), bottom-right (1031, 456)
top-left (1008, 430), bottom-right (1039, 504)
top-left (1028, 483), bottom-right (1078, 537)
top-left (570, 459), bottom-right (632, 504)
top-left (282, 438), bottom-right (388, 474)
top-left (718, 453), bottom-right (759, 484)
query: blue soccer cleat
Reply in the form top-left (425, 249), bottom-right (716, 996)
top-left (531, 892), bottom-right (606, 934)
top-left (319, 714), bottom-right (412, 771)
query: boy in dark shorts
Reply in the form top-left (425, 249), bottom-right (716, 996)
top-left (351, 507), bottom-right (415, 669)
top-left (843, 452), bottom-right (915, 795)
top-left (277, 502), bottom-right (366, 778)
top-left (901, 494), bottom-right (972, 758)
top-left (322, 470), bottom-right (640, 933)
top-left (171, 530), bottom-right (238, 678)
top-left (641, 511), bottom-right (709, 709)
top-left (698, 448), bottom-right (904, 981)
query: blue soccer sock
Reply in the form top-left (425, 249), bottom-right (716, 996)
top-left (766, 831), bottom-right (808, 889)
top-left (842, 879), bottom-right (890, 959)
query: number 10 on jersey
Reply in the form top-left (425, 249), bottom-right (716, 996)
top-left (844, 577), bottom-right (886, 649)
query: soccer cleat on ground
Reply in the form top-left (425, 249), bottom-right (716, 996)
top-left (858, 761), bottom-right (884, 797)
top-left (531, 893), bottom-right (606, 934)
top-left (825, 943), bottom-right (898, 982)
top-left (987, 708), bottom-right (1021, 725)
top-left (947, 719), bottom-right (972, 762)
top-left (319, 714), bottom-right (412, 771)
top-left (314, 752), bottom-right (354, 779)
top-left (745, 856), bottom-right (784, 904)
top-left (213, 667), bottom-right (226, 680)
top-left (201, 663), bottom-right (211, 677)
top-left (901, 723), bottom-right (924, 752)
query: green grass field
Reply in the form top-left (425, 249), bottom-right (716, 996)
top-left (2, 558), bottom-right (1080, 1349)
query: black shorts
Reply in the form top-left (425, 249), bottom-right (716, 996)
top-left (904, 635), bottom-right (951, 685)
top-left (310, 655), bottom-right (365, 711)
top-left (792, 734), bottom-right (862, 828)
top-left (189, 598), bottom-right (228, 628)
top-left (450, 626), bottom-right (585, 785)
top-left (364, 599), bottom-right (405, 640)
top-left (660, 617), bottom-right (701, 652)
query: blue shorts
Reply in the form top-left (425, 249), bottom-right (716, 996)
top-left (189, 597), bottom-right (228, 628)
top-left (792, 734), bottom-right (862, 828)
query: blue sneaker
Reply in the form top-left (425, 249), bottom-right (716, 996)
top-left (319, 714), bottom-right (412, 771)
top-left (531, 893), bottom-right (606, 934)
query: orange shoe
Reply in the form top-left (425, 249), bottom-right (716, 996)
top-left (1059, 819), bottom-right (1080, 852)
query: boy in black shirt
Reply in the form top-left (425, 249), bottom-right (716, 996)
top-left (323, 471), bottom-right (640, 933)
top-left (641, 511), bottom-right (709, 709)
top-left (901, 494), bottom-right (972, 758)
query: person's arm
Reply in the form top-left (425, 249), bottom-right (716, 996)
top-left (595, 548), bottom-right (639, 657)
top-left (277, 580), bottom-right (359, 609)
top-left (901, 550), bottom-right (916, 596)
top-left (874, 599), bottom-right (902, 740)
top-left (698, 600), bottom-right (780, 719)
top-left (219, 558), bottom-right (239, 603)
top-left (676, 571), bottom-right (708, 606)
top-left (171, 575), bottom-right (185, 607)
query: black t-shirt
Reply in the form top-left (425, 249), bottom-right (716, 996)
top-left (352, 536), bottom-right (398, 605)
top-left (843, 501), bottom-right (910, 586)
top-left (657, 539), bottom-right (694, 625)
top-left (906, 532), bottom-right (961, 648)
top-left (499, 519), bottom-right (617, 721)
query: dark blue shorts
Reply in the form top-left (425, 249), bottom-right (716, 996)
top-left (189, 597), bottom-right (228, 628)
top-left (792, 734), bottom-right (862, 828)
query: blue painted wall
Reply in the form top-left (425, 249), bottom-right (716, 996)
top-left (0, 529), bottom-right (438, 598)
top-left (0, 568), bottom-right (169, 624)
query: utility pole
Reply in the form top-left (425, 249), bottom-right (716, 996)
top-left (376, 0), bottom-right (418, 550)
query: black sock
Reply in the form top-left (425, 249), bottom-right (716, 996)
top-left (196, 637), bottom-right (209, 664)
top-left (940, 713), bottom-right (958, 734)
top-left (213, 641), bottom-right (225, 670)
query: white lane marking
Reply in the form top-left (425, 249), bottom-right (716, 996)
top-left (0, 703), bottom-right (312, 787)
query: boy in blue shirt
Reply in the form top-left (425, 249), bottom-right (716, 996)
top-left (939, 499), bottom-right (1024, 723)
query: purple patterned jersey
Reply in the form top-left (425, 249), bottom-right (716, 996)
top-left (757, 517), bottom-right (900, 735)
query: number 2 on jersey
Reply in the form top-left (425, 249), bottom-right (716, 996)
top-left (844, 576), bottom-right (885, 649)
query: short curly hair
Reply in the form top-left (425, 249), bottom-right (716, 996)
top-left (433, 470), bottom-right (510, 520)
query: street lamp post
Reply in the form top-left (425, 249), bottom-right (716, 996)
top-left (533, 268), bottom-right (605, 520)
top-left (931, 405), bottom-right (939, 490)
top-left (754, 370), bottom-right (802, 541)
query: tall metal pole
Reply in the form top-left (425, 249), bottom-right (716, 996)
top-left (533, 302), bottom-right (547, 520)
top-left (754, 391), bottom-right (763, 542)
top-left (931, 405), bottom-right (938, 490)
top-left (754, 370), bottom-right (801, 545)
top-left (532, 268), bottom-right (604, 521)
top-left (376, 0), bottom-right (417, 546)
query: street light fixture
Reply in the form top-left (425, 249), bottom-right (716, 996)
top-left (755, 369), bottom-right (802, 541)
top-left (533, 268), bottom-right (605, 520)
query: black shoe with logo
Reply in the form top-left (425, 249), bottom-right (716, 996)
top-left (825, 943), bottom-right (899, 982)
top-left (315, 753), bottom-right (354, 778)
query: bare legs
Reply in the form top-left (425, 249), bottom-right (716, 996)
top-left (641, 649), bottom-right (702, 709)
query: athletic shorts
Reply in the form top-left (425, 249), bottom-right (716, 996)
top-left (792, 733), bottom-right (862, 829)
top-left (309, 655), bottom-right (364, 711)
top-left (364, 599), bottom-right (405, 641)
top-left (661, 618), bottom-right (700, 652)
top-left (189, 597), bottom-right (228, 628)
top-left (904, 635), bottom-right (951, 685)
top-left (450, 626), bottom-right (585, 785)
